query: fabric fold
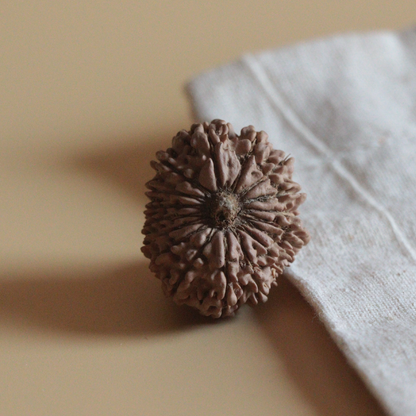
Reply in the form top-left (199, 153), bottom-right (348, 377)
top-left (186, 28), bottom-right (416, 416)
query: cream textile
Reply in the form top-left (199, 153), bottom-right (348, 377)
top-left (186, 28), bottom-right (416, 416)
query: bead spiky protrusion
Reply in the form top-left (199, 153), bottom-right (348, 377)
top-left (142, 120), bottom-right (310, 318)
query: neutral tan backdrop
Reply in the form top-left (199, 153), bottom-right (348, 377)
top-left (1, 2), bottom-right (415, 415)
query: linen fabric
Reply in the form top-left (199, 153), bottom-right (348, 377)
top-left (186, 28), bottom-right (416, 416)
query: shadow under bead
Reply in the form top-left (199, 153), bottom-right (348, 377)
top-left (141, 119), bottom-right (310, 318)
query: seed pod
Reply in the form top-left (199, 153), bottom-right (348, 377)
top-left (142, 120), bottom-right (310, 318)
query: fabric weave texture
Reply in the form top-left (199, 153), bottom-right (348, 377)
top-left (186, 27), bottom-right (416, 416)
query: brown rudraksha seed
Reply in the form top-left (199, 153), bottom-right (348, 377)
top-left (141, 120), bottom-right (310, 318)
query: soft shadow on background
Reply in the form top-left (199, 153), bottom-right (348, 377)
top-left (0, 261), bottom-right (214, 336)
top-left (65, 130), bottom-right (173, 204)
top-left (254, 276), bottom-right (387, 416)
top-left (0, 131), bottom-right (219, 337)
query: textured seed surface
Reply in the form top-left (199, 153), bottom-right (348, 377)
top-left (141, 120), bottom-right (310, 318)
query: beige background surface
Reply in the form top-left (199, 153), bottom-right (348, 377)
top-left (1, 2), bottom-right (415, 415)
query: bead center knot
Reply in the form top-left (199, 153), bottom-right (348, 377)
top-left (211, 191), bottom-right (240, 228)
